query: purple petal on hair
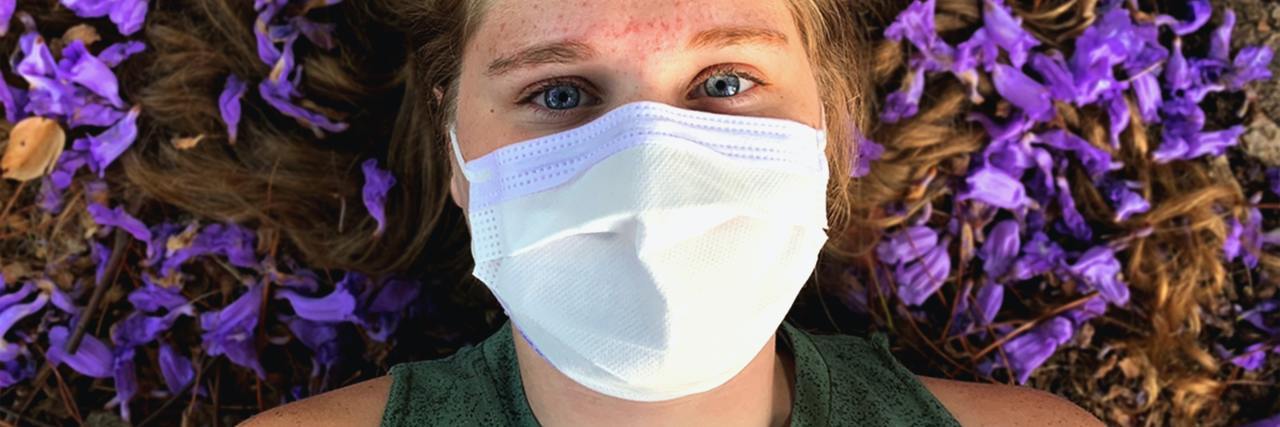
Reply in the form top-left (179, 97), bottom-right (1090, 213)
top-left (71, 106), bottom-right (141, 177)
top-left (291, 16), bottom-right (336, 50)
top-left (981, 0), bottom-right (1038, 68)
top-left (980, 220), bottom-right (1021, 279)
top-left (219, 75), bottom-right (248, 144)
top-left (254, 4), bottom-right (282, 65)
top-left (89, 239), bottom-right (112, 285)
top-left (975, 281), bottom-right (1003, 325)
top-left (882, 67), bottom-right (927, 123)
top-left (982, 138), bottom-right (1034, 177)
top-left (69, 101), bottom-right (126, 128)
top-left (885, 0), bottom-right (945, 59)
top-left (0, 0), bottom-right (13, 36)
top-left (895, 238), bottom-right (951, 306)
top-left (199, 281), bottom-right (265, 379)
top-left (1153, 98), bottom-right (1205, 163)
top-left (1227, 46), bottom-right (1274, 91)
top-left (286, 317), bottom-right (339, 368)
top-left (128, 282), bottom-right (188, 313)
top-left (1069, 246), bottom-right (1128, 305)
top-left (877, 226), bottom-right (940, 265)
top-left (86, 203), bottom-right (153, 251)
top-left (361, 158), bottom-right (396, 236)
top-left (47, 325), bottom-right (113, 378)
top-left (1225, 208), bottom-right (1264, 268)
top-left (1186, 125), bottom-right (1246, 159)
top-left (161, 223), bottom-right (257, 277)
top-left (1241, 299), bottom-right (1280, 336)
top-left (1067, 8), bottom-right (1131, 105)
top-left (992, 63), bottom-right (1052, 122)
top-left (59, 40), bottom-right (124, 107)
top-left (98, 41), bottom-right (147, 68)
top-left (1029, 51), bottom-right (1075, 102)
top-left (968, 111), bottom-right (1034, 143)
top-left (1153, 0), bottom-right (1210, 36)
top-left (1000, 316), bottom-right (1074, 384)
top-left (49, 286), bottom-right (78, 314)
top-left (158, 343), bottom-right (195, 395)
top-left (851, 135), bottom-right (883, 178)
top-left (1164, 38), bottom-right (1193, 92)
top-left (1103, 90), bottom-right (1129, 149)
top-left (107, 0), bottom-right (147, 35)
top-left (49, 149), bottom-right (88, 191)
top-left (959, 167), bottom-right (1029, 210)
top-left (17, 38), bottom-right (75, 117)
top-left (1129, 72), bottom-right (1162, 123)
top-left (1105, 180), bottom-right (1149, 222)
top-left (1012, 231), bottom-right (1065, 280)
top-left (276, 286), bottom-right (356, 323)
top-left (1036, 130), bottom-right (1119, 178)
top-left (1067, 294), bottom-right (1108, 324)
top-left (1229, 343), bottom-right (1271, 372)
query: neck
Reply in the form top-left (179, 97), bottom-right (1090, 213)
top-left (511, 322), bottom-right (796, 427)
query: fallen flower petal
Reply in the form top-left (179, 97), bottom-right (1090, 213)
top-left (47, 325), bottom-right (113, 379)
top-left (361, 158), bottom-right (396, 236)
top-left (219, 75), bottom-right (248, 144)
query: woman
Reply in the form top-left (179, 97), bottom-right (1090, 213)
top-left (240, 0), bottom-right (1101, 425)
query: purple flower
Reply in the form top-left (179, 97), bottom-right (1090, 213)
top-left (0, 291), bottom-right (47, 349)
top-left (90, 239), bottom-right (112, 285)
top-left (1105, 180), bottom-right (1149, 222)
top-left (291, 16), bottom-right (336, 50)
top-left (286, 317), bottom-right (339, 370)
top-left (1036, 130), bottom-right (1120, 178)
top-left (1210, 10), bottom-right (1235, 63)
top-left (161, 223), bottom-right (258, 278)
top-left (158, 343), bottom-right (195, 395)
top-left (72, 106), bottom-right (141, 177)
top-left (895, 238), bottom-right (951, 306)
top-left (98, 41), bottom-right (147, 68)
top-left (851, 134), bottom-right (883, 178)
top-left (1267, 168), bottom-right (1280, 198)
top-left (1242, 412), bottom-right (1280, 427)
top-left (220, 75), bottom-right (248, 144)
top-left (358, 277), bottom-right (422, 342)
top-left (276, 285), bottom-right (356, 323)
top-left (199, 281), bottom-right (266, 379)
top-left (1129, 73), bottom-right (1162, 123)
top-left (992, 63), bottom-right (1053, 122)
top-left (1226, 46), bottom-right (1274, 91)
top-left (1224, 207), bottom-right (1264, 269)
top-left (1069, 246), bottom-right (1128, 306)
top-left (47, 325), bottom-right (113, 378)
top-left (0, 0), bottom-right (13, 36)
top-left (981, 0), bottom-right (1039, 68)
top-left (999, 316), bottom-right (1075, 384)
top-left (885, 0), bottom-right (953, 67)
top-left (1012, 232), bottom-right (1065, 280)
top-left (86, 203), bottom-right (154, 253)
top-left (59, 0), bottom-right (148, 35)
top-left (1055, 173), bottom-right (1092, 241)
top-left (0, 78), bottom-right (27, 123)
top-left (258, 34), bottom-right (349, 136)
top-left (980, 220), bottom-right (1021, 279)
top-left (959, 167), bottom-right (1029, 211)
top-left (361, 158), bottom-right (396, 237)
top-left (1229, 343), bottom-right (1271, 372)
top-left (1154, 0), bottom-right (1211, 36)
top-left (111, 305), bottom-right (194, 349)
top-left (128, 282), bottom-right (188, 313)
top-left (882, 67), bottom-right (927, 123)
top-left (59, 40), bottom-right (124, 107)
top-left (877, 226), bottom-right (940, 265)
top-left (113, 347), bottom-right (137, 421)
top-left (975, 281), bottom-right (1003, 325)
top-left (1029, 51), bottom-right (1076, 102)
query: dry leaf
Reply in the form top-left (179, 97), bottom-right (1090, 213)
top-left (61, 24), bottom-right (101, 47)
top-left (172, 134), bottom-right (206, 150)
top-left (2, 117), bottom-right (66, 181)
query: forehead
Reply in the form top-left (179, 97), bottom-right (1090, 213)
top-left (470, 0), bottom-right (799, 60)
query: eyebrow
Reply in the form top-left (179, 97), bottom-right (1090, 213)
top-left (484, 26), bottom-right (788, 78)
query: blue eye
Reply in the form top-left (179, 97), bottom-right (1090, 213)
top-left (704, 75), bottom-right (741, 97)
top-left (542, 85), bottom-right (581, 110)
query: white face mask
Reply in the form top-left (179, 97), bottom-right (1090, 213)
top-left (449, 101), bottom-right (830, 402)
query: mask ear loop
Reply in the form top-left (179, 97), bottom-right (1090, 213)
top-left (449, 125), bottom-right (488, 182)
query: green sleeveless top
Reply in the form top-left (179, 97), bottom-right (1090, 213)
top-left (381, 319), bottom-right (960, 426)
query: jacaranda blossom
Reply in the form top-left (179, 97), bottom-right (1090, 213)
top-left (1069, 246), bottom-right (1128, 306)
top-left (72, 106), bottom-right (141, 177)
top-left (361, 158), bottom-right (396, 236)
top-left (896, 238), bottom-right (952, 306)
top-left (199, 280), bottom-right (266, 379)
top-left (960, 167), bottom-right (1029, 211)
top-left (46, 325), bottom-right (112, 379)
top-left (980, 220), bottom-right (1021, 279)
top-left (219, 74), bottom-right (248, 144)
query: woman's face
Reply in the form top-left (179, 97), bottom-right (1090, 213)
top-left (449, 0), bottom-right (825, 212)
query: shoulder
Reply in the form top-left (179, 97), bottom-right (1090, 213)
top-left (917, 376), bottom-right (1104, 427)
top-left (238, 375), bottom-right (393, 427)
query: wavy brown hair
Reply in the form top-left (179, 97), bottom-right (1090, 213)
top-left (24, 0), bottom-right (1257, 423)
